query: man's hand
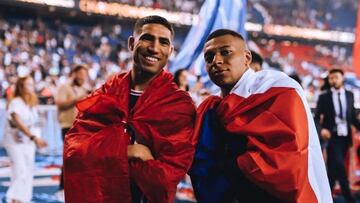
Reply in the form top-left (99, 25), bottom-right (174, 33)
top-left (320, 128), bottom-right (331, 141)
top-left (127, 144), bottom-right (154, 161)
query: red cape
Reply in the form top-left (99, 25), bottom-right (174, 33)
top-left (194, 87), bottom-right (318, 203)
top-left (64, 70), bottom-right (196, 203)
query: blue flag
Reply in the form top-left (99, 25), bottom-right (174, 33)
top-left (170, 0), bottom-right (247, 83)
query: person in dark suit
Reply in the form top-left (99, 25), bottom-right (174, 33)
top-left (315, 68), bottom-right (360, 203)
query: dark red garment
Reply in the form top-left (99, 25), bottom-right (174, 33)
top-left (64, 70), bottom-right (196, 203)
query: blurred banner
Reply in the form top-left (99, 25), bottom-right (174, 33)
top-left (353, 0), bottom-right (360, 78)
top-left (170, 0), bottom-right (247, 80)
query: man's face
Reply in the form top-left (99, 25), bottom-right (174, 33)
top-left (128, 23), bottom-right (173, 75)
top-left (204, 35), bottom-right (251, 91)
top-left (328, 72), bottom-right (344, 89)
top-left (74, 68), bottom-right (88, 86)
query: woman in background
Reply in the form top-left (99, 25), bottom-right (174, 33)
top-left (3, 76), bottom-right (47, 203)
top-left (173, 68), bottom-right (189, 91)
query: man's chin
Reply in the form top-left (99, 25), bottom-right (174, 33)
top-left (213, 80), bottom-right (236, 91)
top-left (138, 65), bottom-right (162, 75)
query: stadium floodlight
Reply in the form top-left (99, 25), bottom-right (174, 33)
top-left (79, 0), bottom-right (197, 26)
top-left (14, 0), bottom-right (75, 8)
top-left (263, 24), bottom-right (355, 44)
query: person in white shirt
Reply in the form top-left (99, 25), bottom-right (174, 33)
top-left (4, 76), bottom-right (47, 203)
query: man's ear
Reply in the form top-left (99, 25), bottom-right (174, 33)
top-left (169, 45), bottom-right (174, 55)
top-left (128, 36), bottom-right (135, 51)
top-left (245, 50), bottom-right (252, 67)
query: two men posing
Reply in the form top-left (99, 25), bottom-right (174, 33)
top-left (64, 16), bottom-right (332, 203)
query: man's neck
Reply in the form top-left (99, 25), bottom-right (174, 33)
top-left (331, 86), bottom-right (344, 91)
top-left (221, 86), bottom-right (233, 97)
top-left (130, 68), bottom-right (159, 91)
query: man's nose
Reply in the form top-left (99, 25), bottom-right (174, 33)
top-left (148, 40), bottom-right (160, 53)
top-left (212, 52), bottom-right (223, 65)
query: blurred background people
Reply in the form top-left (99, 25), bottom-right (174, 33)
top-left (3, 76), bottom-right (47, 203)
top-left (250, 50), bottom-right (263, 72)
top-left (315, 68), bottom-right (360, 203)
top-left (173, 68), bottom-right (190, 91)
top-left (54, 64), bottom-right (89, 201)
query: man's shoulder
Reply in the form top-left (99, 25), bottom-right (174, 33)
top-left (106, 72), bottom-right (128, 83)
top-left (100, 72), bottom-right (129, 90)
top-left (345, 89), bottom-right (353, 95)
top-left (56, 83), bottom-right (73, 95)
top-left (318, 90), bottom-right (332, 99)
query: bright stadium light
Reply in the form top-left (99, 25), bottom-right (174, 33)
top-left (14, 0), bottom-right (75, 8)
top-left (245, 22), bottom-right (263, 32)
top-left (79, 0), bottom-right (197, 26)
top-left (76, 0), bottom-right (355, 44)
top-left (263, 24), bottom-right (355, 43)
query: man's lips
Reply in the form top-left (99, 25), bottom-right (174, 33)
top-left (142, 54), bottom-right (160, 64)
top-left (212, 69), bottom-right (228, 76)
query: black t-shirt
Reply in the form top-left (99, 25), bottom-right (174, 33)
top-left (129, 89), bottom-right (148, 203)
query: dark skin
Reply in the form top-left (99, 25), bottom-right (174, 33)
top-left (204, 35), bottom-right (252, 96)
top-left (128, 23), bottom-right (173, 91)
top-left (127, 23), bottom-right (174, 161)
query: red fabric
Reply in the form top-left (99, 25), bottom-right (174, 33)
top-left (64, 70), bottom-right (196, 203)
top-left (195, 87), bottom-right (317, 203)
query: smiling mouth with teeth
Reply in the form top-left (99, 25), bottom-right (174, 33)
top-left (144, 56), bottom-right (159, 62)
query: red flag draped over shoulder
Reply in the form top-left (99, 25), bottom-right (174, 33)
top-left (194, 69), bottom-right (332, 203)
top-left (64, 70), bottom-right (196, 203)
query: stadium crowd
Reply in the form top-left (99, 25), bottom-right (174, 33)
top-left (99, 0), bottom-right (358, 31)
top-left (0, 15), bottom-right (358, 107)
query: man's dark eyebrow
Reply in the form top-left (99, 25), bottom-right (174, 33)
top-left (159, 37), bottom-right (170, 44)
top-left (204, 50), bottom-right (214, 56)
top-left (219, 45), bottom-right (232, 49)
top-left (139, 33), bottom-right (154, 40)
top-left (139, 33), bottom-right (170, 43)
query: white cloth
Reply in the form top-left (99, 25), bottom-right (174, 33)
top-left (230, 68), bottom-right (333, 203)
top-left (5, 141), bottom-right (35, 203)
top-left (331, 87), bottom-right (348, 136)
top-left (3, 97), bottom-right (38, 202)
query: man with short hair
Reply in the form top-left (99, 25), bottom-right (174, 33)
top-left (63, 16), bottom-right (196, 203)
top-left (315, 68), bottom-right (360, 203)
top-left (189, 29), bottom-right (332, 203)
top-left (54, 64), bottom-right (89, 200)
